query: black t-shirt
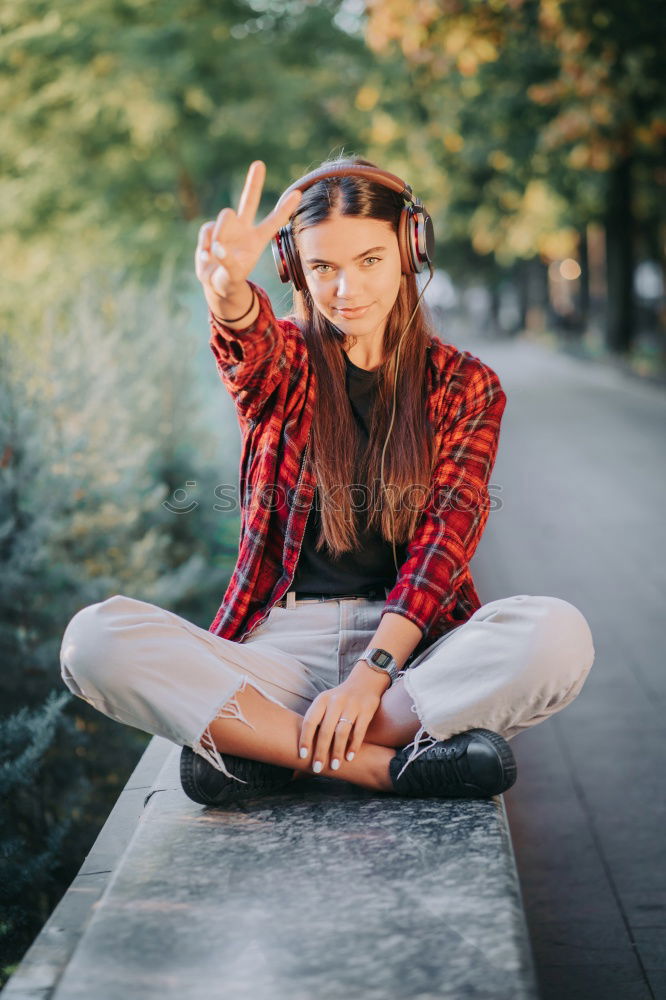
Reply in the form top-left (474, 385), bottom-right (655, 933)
top-left (290, 352), bottom-right (409, 597)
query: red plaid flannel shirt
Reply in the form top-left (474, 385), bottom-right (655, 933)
top-left (207, 281), bottom-right (507, 663)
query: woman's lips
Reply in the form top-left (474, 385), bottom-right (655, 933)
top-left (336, 304), bottom-right (371, 317)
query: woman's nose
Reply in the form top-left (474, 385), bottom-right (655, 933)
top-left (336, 269), bottom-right (362, 298)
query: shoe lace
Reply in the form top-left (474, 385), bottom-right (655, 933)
top-left (425, 743), bottom-right (466, 792)
top-left (395, 727), bottom-right (470, 791)
top-left (394, 726), bottom-right (439, 783)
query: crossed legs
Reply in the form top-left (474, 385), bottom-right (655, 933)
top-left (206, 674), bottom-right (421, 793)
top-left (60, 593), bottom-right (595, 795)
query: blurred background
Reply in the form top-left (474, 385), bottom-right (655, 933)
top-left (1, 0), bottom-right (664, 996)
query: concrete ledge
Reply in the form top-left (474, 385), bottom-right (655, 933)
top-left (6, 743), bottom-right (539, 999)
top-left (1, 737), bottom-right (173, 1000)
top-left (5, 739), bottom-right (540, 999)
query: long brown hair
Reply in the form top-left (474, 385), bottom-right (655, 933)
top-left (289, 153), bottom-right (437, 559)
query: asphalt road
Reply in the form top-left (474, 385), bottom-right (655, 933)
top-left (464, 330), bottom-right (666, 1000)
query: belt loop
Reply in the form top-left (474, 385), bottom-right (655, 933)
top-left (286, 590), bottom-right (297, 610)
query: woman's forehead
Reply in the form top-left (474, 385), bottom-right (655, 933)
top-left (297, 214), bottom-right (397, 258)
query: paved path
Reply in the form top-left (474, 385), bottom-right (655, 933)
top-left (464, 332), bottom-right (666, 1000)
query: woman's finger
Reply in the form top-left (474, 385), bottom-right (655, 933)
top-left (197, 220), bottom-right (215, 252)
top-left (311, 707), bottom-right (343, 773)
top-left (194, 222), bottom-right (216, 280)
top-left (331, 717), bottom-right (355, 768)
top-left (211, 206), bottom-right (239, 247)
top-left (345, 711), bottom-right (376, 763)
top-left (298, 696), bottom-right (327, 766)
top-left (236, 160), bottom-right (265, 226)
top-left (256, 188), bottom-right (302, 244)
top-left (210, 262), bottom-right (233, 296)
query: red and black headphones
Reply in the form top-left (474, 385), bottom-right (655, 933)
top-left (271, 164), bottom-right (436, 292)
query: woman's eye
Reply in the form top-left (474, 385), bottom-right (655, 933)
top-left (312, 257), bottom-right (381, 274)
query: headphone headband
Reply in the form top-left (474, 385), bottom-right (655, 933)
top-left (276, 164), bottom-right (415, 209)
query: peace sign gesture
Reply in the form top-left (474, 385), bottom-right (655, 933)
top-left (195, 160), bottom-right (302, 316)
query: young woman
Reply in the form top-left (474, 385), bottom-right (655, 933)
top-left (60, 155), bottom-right (595, 805)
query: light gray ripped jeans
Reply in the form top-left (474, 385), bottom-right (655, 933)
top-left (59, 590), bottom-right (595, 784)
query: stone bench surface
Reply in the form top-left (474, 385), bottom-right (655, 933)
top-left (4, 738), bottom-right (538, 1000)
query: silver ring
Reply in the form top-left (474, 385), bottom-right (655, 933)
top-left (337, 717), bottom-right (353, 725)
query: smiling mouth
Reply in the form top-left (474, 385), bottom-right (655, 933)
top-left (336, 305), bottom-right (371, 315)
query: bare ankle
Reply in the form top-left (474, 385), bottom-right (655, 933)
top-left (304, 745), bottom-right (394, 793)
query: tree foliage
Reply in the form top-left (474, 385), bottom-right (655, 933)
top-left (361, 0), bottom-right (665, 270)
top-left (0, 258), bottom-right (243, 985)
top-left (0, 0), bottom-right (370, 323)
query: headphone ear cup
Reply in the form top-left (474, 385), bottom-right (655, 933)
top-left (284, 226), bottom-right (307, 292)
top-left (403, 204), bottom-right (435, 273)
top-left (274, 224), bottom-right (307, 292)
top-left (272, 229), bottom-right (291, 284)
top-left (397, 206), bottom-right (414, 274)
top-left (399, 204), bottom-right (435, 273)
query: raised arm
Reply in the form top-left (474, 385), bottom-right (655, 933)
top-left (207, 280), bottom-right (291, 426)
top-left (194, 160), bottom-right (302, 423)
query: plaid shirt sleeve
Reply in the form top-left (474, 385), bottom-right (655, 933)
top-left (208, 281), bottom-right (287, 426)
top-left (382, 354), bottom-right (507, 638)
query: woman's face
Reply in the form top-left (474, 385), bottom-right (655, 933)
top-left (296, 212), bottom-right (402, 342)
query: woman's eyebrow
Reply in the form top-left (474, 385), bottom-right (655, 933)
top-left (305, 245), bottom-right (387, 265)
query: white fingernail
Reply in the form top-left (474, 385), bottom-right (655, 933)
top-left (331, 759), bottom-right (340, 770)
top-left (299, 747), bottom-right (308, 758)
top-left (312, 761), bottom-right (323, 773)
top-left (199, 249), bottom-right (210, 260)
top-left (212, 241), bottom-right (225, 258)
top-left (346, 751), bottom-right (355, 761)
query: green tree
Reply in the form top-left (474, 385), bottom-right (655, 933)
top-left (0, 0), bottom-right (370, 327)
top-left (361, 0), bottom-right (666, 351)
top-left (0, 259), bottom-right (241, 983)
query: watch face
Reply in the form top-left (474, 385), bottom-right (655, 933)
top-left (371, 649), bottom-right (392, 669)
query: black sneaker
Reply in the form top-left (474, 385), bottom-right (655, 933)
top-left (179, 746), bottom-right (294, 806)
top-left (389, 728), bottom-right (517, 798)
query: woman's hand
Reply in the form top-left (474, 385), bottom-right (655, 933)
top-left (298, 675), bottom-right (385, 773)
top-left (194, 159), bottom-right (302, 315)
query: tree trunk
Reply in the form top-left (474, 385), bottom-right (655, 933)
top-left (517, 258), bottom-right (529, 331)
top-left (578, 226), bottom-right (589, 333)
top-left (604, 154), bottom-right (635, 354)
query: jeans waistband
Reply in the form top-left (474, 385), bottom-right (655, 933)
top-left (275, 587), bottom-right (391, 608)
